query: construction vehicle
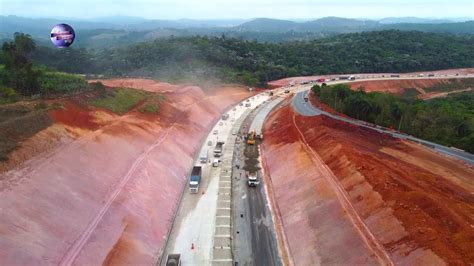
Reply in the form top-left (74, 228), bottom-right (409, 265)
top-left (248, 172), bottom-right (260, 187)
top-left (189, 166), bottom-right (202, 193)
top-left (247, 130), bottom-right (256, 145)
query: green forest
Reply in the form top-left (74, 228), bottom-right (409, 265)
top-left (30, 30), bottom-right (474, 86)
top-left (1, 31), bottom-right (473, 153)
top-left (311, 83), bottom-right (474, 153)
top-left (0, 32), bottom-right (95, 103)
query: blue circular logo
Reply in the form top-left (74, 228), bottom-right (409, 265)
top-left (50, 24), bottom-right (75, 48)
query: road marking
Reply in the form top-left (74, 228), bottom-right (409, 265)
top-left (241, 194), bottom-right (247, 200)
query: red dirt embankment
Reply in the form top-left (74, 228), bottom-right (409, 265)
top-left (349, 79), bottom-right (452, 94)
top-left (0, 79), bottom-right (251, 265)
top-left (262, 103), bottom-right (474, 265)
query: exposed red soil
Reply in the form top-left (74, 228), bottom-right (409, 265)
top-left (49, 102), bottom-right (102, 130)
top-left (262, 103), bottom-right (474, 265)
top-left (261, 101), bottom-right (382, 265)
top-left (0, 79), bottom-right (251, 265)
top-left (349, 79), bottom-right (453, 94)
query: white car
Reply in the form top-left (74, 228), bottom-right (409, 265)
top-left (213, 130), bottom-right (218, 135)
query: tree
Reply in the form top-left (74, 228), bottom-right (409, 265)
top-left (1, 32), bottom-right (41, 95)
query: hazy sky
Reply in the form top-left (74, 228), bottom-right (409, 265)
top-left (1, 0), bottom-right (473, 19)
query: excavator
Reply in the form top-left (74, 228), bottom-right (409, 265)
top-left (247, 130), bottom-right (256, 145)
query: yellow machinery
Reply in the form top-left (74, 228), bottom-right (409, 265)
top-left (247, 130), bottom-right (256, 145)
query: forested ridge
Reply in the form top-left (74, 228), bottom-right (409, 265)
top-left (31, 30), bottom-right (474, 86)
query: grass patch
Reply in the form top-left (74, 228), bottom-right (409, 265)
top-left (91, 88), bottom-right (148, 114)
top-left (39, 71), bottom-right (91, 96)
top-left (139, 103), bottom-right (159, 113)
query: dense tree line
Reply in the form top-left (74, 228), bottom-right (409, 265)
top-left (312, 84), bottom-right (474, 153)
top-left (30, 30), bottom-right (474, 86)
top-left (0, 33), bottom-right (95, 101)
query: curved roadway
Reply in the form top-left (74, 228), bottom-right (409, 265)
top-left (291, 86), bottom-right (474, 165)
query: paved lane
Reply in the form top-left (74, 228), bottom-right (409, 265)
top-left (292, 90), bottom-right (474, 165)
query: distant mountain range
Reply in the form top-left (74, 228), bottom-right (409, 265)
top-left (1, 15), bottom-right (472, 46)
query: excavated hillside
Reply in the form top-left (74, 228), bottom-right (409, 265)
top-left (261, 102), bottom-right (474, 265)
top-left (0, 80), bottom-right (250, 265)
top-left (349, 79), bottom-right (452, 94)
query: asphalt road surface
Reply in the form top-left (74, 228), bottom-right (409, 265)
top-left (292, 89), bottom-right (474, 165)
top-left (232, 102), bottom-right (281, 266)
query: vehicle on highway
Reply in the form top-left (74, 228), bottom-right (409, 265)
top-left (207, 140), bottom-right (213, 146)
top-left (349, 75), bottom-right (356, 80)
top-left (316, 78), bottom-right (326, 83)
top-left (189, 166), bottom-right (202, 193)
top-left (165, 254), bottom-right (181, 266)
top-left (239, 102), bottom-right (243, 106)
top-left (199, 149), bottom-right (208, 163)
top-left (304, 96), bottom-right (309, 102)
top-left (284, 89), bottom-right (290, 93)
top-left (247, 172), bottom-right (260, 187)
top-left (390, 74), bottom-right (400, 77)
top-left (222, 113), bottom-right (230, 120)
top-left (212, 159), bottom-right (220, 167)
top-left (300, 80), bottom-right (309, 84)
top-left (339, 75), bottom-right (349, 80)
top-left (214, 141), bottom-right (224, 157)
top-left (245, 103), bottom-right (251, 107)
top-left (219, 122), bottom-right (223, 126)
top-left (418, 74), bottom-right (425, 77)
top-left (232, 130), bottom-right (237, 135)
top-left (213, 130), bottom-right (218, 135)
top-left (428, 74), bottom-right (435, 77)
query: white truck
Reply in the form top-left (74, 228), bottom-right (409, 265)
top-left (199, 149), bottom-right (208, 163)
top-left (214, 141), bottom-right (224, 157)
